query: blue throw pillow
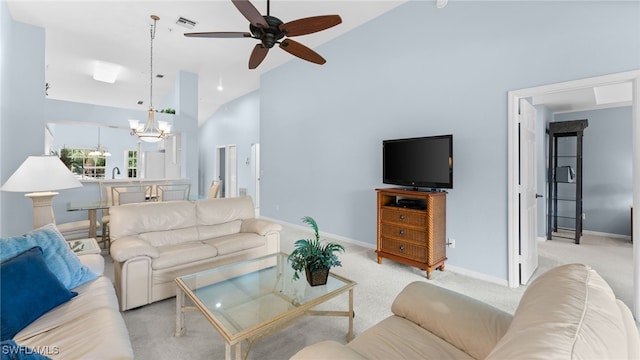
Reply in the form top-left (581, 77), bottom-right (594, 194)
top-left (0, 224), bottom-right (97, 290)
top-left (1, 247), bottom-right (77, 341)
top-left (0, 340), bottom-right (52, 360)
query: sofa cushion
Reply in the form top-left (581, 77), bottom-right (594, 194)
top-left (151, 242), bottom-right (218, 270)
top-left (202, 233), bottom-right (266, 256)
top-left (139, 227), bottom-right (200, 247)
top-left (109, 201), bottom-right (197, 241)
top-left (1, 247), bottom-right (77, 341)
top-left (15, 277), bottom-right (134, 359)
top-left (198, 220), bottom-right (243, 241)
top-left (0, 224), bottom-right (97, 290)
top-left (347, 316), bottom-right (474, 359)
top-left (487, 263), bottom-right (629, 359)
top-left (196, 197), bottom-right (255, 225)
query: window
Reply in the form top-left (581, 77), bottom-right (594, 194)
top-left (127, 150), bottom-right (138, 178)
top-left (63, 148), bottom-right (106, 179)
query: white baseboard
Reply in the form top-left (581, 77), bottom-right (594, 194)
top-left (260, 216), bottom-right (376, 250)
top-left (583, 230), bottom-right (632, 241)
top-left (444, 264), bottom-right (509, 287)
top-left (261, 216), bottom-right (509, 286)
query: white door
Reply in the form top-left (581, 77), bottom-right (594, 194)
top-left (228, 144), bottom-right (237, 197)
top-left (520, 98), bottom-right (538, 284)
top-left (216, 146), bottom-right (226, 197)
top-left (251, 143), bottom-right (260, 213)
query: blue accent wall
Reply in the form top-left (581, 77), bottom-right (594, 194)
top-left (0, 3), bottom-right (45, 236)
top-left (199, 91), bottom-right (260, 199)
top-left (255, 1), bottom-right (639, 280)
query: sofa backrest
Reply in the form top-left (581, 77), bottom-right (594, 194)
top-left (109, 200), bottom-right (197, 243)
top-left (487, 263), bottom-right (636, 359)
top-left (196, 197), bottom-right (256, 241)
top-left (109, 197), bottom-right (257, 247)
top-left (391, 281), bottom-right (512, 359)
top-left (196, 197), bottom-right (255, 225)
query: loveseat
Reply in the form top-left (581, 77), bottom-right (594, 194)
top-left (1, 225), bottom-right (133, 359)
top-left (292, 263), bottom-right (640, 359)
top-left (109, 196), bottom-right (282, 311)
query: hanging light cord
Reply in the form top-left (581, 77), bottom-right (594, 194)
top-left (149, 15), bottom-right (159, 111)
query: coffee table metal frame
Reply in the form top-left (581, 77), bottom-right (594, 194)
top-left (174, 252), bottom-right (356, 360)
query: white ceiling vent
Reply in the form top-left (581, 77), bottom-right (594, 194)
top-left (176, 17), bottom-right (197, 29)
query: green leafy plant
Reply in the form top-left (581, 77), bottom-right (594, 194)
top-left (59, 147), bottom-right (72, 169)
top-left (288, 216), bottom-right (345, 281)
top-left (158, 108), bottom-right (176, 114)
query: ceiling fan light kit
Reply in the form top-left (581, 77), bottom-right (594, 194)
top-left (184, 0), bottom-right (342, 69)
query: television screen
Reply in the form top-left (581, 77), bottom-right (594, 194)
top-left (383, 134), bottom-right (453, 189)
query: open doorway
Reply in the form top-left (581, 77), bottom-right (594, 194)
top-left (507, 70), bottom-right (639, 315)
top-left (215, 144), bottom-right (238, 198)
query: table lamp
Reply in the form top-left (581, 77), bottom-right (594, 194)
top-left (1, 155), bottom-right (83, 228)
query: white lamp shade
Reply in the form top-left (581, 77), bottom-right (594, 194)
top-left (1, 155), bottom-right (83, 193)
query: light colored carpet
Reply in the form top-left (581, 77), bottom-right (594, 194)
top-left (104, 226), bottom-right (632, 359)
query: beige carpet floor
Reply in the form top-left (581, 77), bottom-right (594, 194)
top-left (104, 226), bottom-right (633, 359)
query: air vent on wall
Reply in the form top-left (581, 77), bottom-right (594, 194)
top-left (176, 17), bottom-right (197, 29)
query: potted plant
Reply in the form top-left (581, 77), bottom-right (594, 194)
top-left (288, 216), bottom-right (345, 286)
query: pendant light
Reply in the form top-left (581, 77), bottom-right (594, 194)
top-left (89, 127), bottom-right (111, 157)
top-left (129, 15), bottom-right (171, 143)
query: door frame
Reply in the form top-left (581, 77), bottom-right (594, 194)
top-left (507, 71), bottom-right (640, 307)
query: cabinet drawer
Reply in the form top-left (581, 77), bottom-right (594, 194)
top-left (381, 237), bottom-right (427, 262)
top-left (381, 224), bottom-right (427, 243)
top-left (380, 207), bottom-right (427, 227)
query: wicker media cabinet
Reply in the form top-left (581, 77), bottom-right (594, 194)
top-left (376, 188), bottom-right (447, 279)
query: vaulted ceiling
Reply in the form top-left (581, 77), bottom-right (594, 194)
top-left (7, 0), bottom-right (406, 125)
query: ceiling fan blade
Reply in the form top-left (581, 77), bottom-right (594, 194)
top-left (231, 0), bottom-right (269, 28)
top-left (279, 39), bottom-right (326, 65)
top-left (184, 32), bottom-right (252, 38)
top-left (280, 15), bottom-right (342, 37)
top-left (249, 44), bottom-right (269, 69)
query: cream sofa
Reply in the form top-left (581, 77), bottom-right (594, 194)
top-left (109, 196), bottom-right (282, 311)
top-left (15, 254), bottom-right (134, 359)
top-left (292, 263), bottom-right (640, 359)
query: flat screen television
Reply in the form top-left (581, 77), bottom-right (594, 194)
top-left (382, 134), bottom-right (453, 189)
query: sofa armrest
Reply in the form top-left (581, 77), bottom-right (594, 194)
top-left (240, 218), bottom-right (283, 236)
top-left (290, 341), bottom-right (367, 360)
top-left (392, 281), bottom-right (513, 360)
top-left (78, 254), bottom-right (105, 276)
top-left (110, 237), bottom-right (159, 263)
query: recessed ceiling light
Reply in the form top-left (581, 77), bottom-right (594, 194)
top-left (93, 61), bottom-right (120, 83)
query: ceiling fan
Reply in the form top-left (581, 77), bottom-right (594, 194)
top-left (184, 0), bottom-right (342, 69)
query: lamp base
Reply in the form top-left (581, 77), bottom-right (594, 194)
top-left (24, 192), bottom-right (58, 229)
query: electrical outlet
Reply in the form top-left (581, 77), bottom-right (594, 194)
top-left (447, 238), bottom-right (456, 248)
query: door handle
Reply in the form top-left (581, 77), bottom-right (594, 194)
top-left (536, 194), bottom-right (543, 198)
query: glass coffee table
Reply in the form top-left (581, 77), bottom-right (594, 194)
top-left (175, 252), bottom-right (356, 360)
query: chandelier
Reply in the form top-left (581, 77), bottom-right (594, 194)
top-left (129, 15), bottom-right (172, 143)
